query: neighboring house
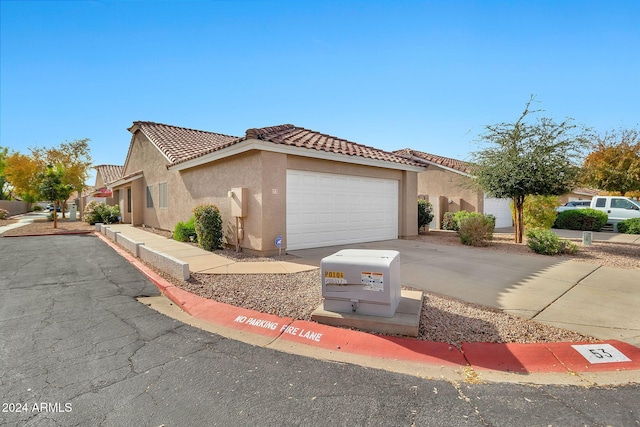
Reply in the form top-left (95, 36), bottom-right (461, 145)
top-left (394, 149), bottom-right (514, 229)
top-left (559, 187), bottom-right (598, 204)
top-left (80, 164), bottom-right (124, 216)
top-left (109, 122), bottom-right (424, 255)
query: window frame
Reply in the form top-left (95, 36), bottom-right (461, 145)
top-left (159, 182), bottom-right (168, 209)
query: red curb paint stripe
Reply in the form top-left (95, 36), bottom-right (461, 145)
top-left (462, 342), bottom-right (567, 373)
top-left (3, 231), bottom-right (93, 237)
top-left (279, 319), bottom-right (466, 367)
top-left (546, 340), bottom-right (640, 372)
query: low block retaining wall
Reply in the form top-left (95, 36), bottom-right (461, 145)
top-left (139, 245), bottom-right (190, 281)
top-left (101, 225), bottom-right (190, 282)
top-left (115, 233), bottom-right (145, 258)
top-left (105, 228), bottom-right (120, 241)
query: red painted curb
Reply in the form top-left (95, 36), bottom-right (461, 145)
top-left (463, 341), bottom-right (640, 373)
top-left (280, 319), bottom-right (467, 366)
top-left (462, 342), bottom-right (567, 373)
top-left (96, 232), bottom-right (640, 374)
top-left (3, 231), bottom-right (93, 237)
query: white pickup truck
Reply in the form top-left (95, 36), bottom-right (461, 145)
top-left (590, 196), bottom-right (640, 226)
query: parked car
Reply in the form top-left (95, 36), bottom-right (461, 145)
top-left (590, 196), bottom-right (640, 225)
top-left (556, 200), bottom-right (591, 213)
top-left (47, 203), bottom-right (62, 212)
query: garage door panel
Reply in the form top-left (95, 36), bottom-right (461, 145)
top-left (286, 170), bottom-right (398, 250)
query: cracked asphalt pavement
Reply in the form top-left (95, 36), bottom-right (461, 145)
top-left (1, 235), bottom-right (638, 426)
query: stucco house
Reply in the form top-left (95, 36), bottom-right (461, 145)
top-left (79, 164), bottom-right (124, 216)
top-left (559, 187), bottom-right (598, 204)
top-left (394, 148), bottom-right (513, 228)
top-left (108, 122), bottom-right (424, 255)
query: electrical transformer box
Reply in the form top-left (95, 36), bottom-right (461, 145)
top-left (321, 249), bottom-right (401, 318)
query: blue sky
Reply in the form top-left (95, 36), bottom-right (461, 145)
top-left (1, 0), bottom-right (639, 184)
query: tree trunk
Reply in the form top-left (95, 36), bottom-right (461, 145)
top-left (513, 196), bottom-right (525, 243)
top-left (53, 201), bottom-right (58, 229)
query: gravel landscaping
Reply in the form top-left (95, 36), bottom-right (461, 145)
top-left (4, 220), bottom-right (638, 347)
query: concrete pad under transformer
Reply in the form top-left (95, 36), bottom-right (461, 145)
top-left (311, 290), bottom-right (423, 337)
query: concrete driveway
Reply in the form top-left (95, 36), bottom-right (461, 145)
top-left (290, 238), bottom-right (640, 346)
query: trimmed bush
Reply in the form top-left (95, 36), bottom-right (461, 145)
top-left (458, 215), bottom-right (495, 247)
top-left (526, 229), bottom-right (578, 255)
top-left (441, 212), bottom-right (457, 230)
top-left (193, 204), bottom-right (223, 251)
top-left (174, 216), bottom-right (198, 242)
top-left (84, 201), bottom-right (120, 225)
top-left (0, 208), bottom-right (9, 219)
top-left (523, 195), bottom-right (559, 230)
top-left (553, 208), bottom-right (607, 231)
top-left (418, 199), bottom-right (434, 231)
top-left (32, 205), bottom-right (43, 212)
top-left (617, 218), bottom-right (640, 234)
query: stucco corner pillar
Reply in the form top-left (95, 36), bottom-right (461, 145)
top-left (399, 171), bottom-right (418, 239)
top-left (260, 151), bottom-right (287, 255)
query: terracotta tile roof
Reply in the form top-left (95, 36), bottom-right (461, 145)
top-left (394, 148), bottom-right (473, 174)
top-left (95, 164), bottom-right (124, 185)
top-left (244, 124), bottom-right (422, 167)
top-left (572, 187), bottom-right (599, 196)
top-left (129, 121), bottom-right (241, 165)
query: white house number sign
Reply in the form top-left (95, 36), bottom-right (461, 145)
top-left (571, 344), bottom-right (631, 364)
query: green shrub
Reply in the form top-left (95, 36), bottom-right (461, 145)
top-left (174, 216), bottom-right (198, 242)
top-left (0, 208), bottom-right (9, 219)
top-left (458, 215), bottom-right (495, 246)
top-left (526, 229), bottom-right (578, 255)
top-left (553, 208), bottom-right (607, 231)
top-left (84, 201), bottom-right (120, 225)
top-left (441, 212), bottom-right (457, 230)
top-left (31, 205), bottom-right (43, 212)
top-left (617, 218), bottom-right (640, 234)
top-left (193, 204), bottom-right (223, 251)
top-left (418, 199), bottom-right (434, 231)
top-left (523, 195), bottom-right (560, 230)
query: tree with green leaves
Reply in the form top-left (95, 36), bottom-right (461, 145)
top-left (5, 151), bottom-right (41, 204)
top-left (31, 138), bottom-right (92, 216)
top-left (39, 164), bottom-right (74, 228)
top-left (581, 128), bottom-right (640, 196)
top-left (471, 98), bottom-right (589, 243)
top-left (0, 147), bottom-right (9, 200)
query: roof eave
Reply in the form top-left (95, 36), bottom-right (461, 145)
top-left (168, 139), bottom-right (425, 172)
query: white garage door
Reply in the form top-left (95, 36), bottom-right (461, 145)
top-left (286, 170), bottom-right (398, 250)
top-left (483, 196), bottom-right (513, 228)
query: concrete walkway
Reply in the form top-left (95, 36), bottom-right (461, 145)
top-left (290, 234), bottom-right (640, 347)
top-left (0, 212), bottom-right (51, 235)
top-left (107, 224), bottom-right (317, 275)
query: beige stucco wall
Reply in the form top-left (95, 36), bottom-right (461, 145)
top-left (417, 166), bottom-right (483, 218)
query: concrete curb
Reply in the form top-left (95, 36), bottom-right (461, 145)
top-left (94, 232), bottom-right (640, 385)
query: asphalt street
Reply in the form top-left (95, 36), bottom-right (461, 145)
top-left (1, 235), bottom-right (638, 426)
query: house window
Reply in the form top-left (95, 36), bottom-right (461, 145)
top-left (146, 185), bottom-right (154, 208)
top-left (127, 189), bottom-right (132, 213)
top-left (159, 182), bottom-right (168, 208)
